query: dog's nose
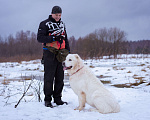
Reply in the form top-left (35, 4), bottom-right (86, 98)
top-left (62, 62), bottom-right (65, 66)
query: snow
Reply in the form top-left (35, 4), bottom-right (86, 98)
top-left (0, 54), bottom-right (150, 120)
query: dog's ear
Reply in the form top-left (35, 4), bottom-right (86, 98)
top-left (75, 54), bottom-right (79, 59)
top-left (74, 54), bottom-right (82, 70)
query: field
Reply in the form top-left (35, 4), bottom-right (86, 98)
top-left (0, 54), bottom-right (150, 120)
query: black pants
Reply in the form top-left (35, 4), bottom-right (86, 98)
top-left (43, 50), bottom-right (64, 102)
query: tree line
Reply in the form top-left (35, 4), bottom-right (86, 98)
top-left (0, 30), bottom-right (42, 62)
top-left (0, 28), bottom-right (150, 62)
top-left (69, 27), bottom-right (150, 59)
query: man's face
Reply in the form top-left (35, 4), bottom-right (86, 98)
top-left (52, 13), bottom-right (61, 22)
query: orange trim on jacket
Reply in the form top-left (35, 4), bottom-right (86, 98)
top-left (46, 40), bottom-right (65, 49)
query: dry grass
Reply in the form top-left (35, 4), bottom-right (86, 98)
top-left (133, 76), bottom-right (145, 80)
top-left (147, 83), bottom-right (150, 86)
top-left (130, 56), bottom-right (136, 58)
top-left (120, 68), bottom-right (126, 70)
top-left (113, 66), bottom-right (125, 70)
top-left (25, 68), bottom-right (40, 71)
top-left (138, 64), bottom-right (145, 66)
top-left (1, 79), bottom-right (10, 85)
top-left (133, 76), bottom-right (146, 86)
top-left (112, 79), bottom-right (146, 88)
top-left (133, 74), bottom-right (138, 77)
top-left (132, 79), bottom-right (146, 86)
top-left (99, 75), bottom-right (104, 78)
top-left (100, 80), bottom-right (111, 84)
top-left (112, 84), bottom-right (131, 88)
top-left (97, 75), bottom-right (112, 79)
top-left (24, 78), bottom-right (32, 80)
top-left (112, 76), bottom-right (147, 88)
top-left (127, 71), bottom-right (132, 73)
top-left (89, 65), bottom-right (95, 68)
top-left (113, 66), bottom-right (118, 70)
top-left (26, 92), bottom-right (34, 96)
top-left (0, 55), bottom-right (42, 63)
top-left (141, 69), bottom-right (147, 72)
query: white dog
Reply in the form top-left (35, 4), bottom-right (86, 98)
top-left (63, 54), bottom-right (120, 114)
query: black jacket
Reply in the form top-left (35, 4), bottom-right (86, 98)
top-left (37, 15), bottom-right (70, 51)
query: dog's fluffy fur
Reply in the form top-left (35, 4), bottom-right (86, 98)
top-left (63, 54), bottom-right (120, 114)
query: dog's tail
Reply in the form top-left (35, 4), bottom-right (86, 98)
top-left (89, 108), bottom-right (99, 112)
top-left (113, 102), bottom-right (120, 113)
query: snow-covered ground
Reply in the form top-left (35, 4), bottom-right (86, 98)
top-left (0, 54), bottom-right (150, 120)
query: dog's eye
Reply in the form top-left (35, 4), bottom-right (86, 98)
top-left (69, 59), bottom-right (72, 61)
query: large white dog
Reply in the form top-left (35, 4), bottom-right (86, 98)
top-left (63, 54), bottom-right (120, 114)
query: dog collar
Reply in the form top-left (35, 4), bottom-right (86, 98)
top-left (71, 66), bottom-right (84, 76)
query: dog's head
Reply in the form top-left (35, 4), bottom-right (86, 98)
top-left (63, 54), bottom-right (83, 72)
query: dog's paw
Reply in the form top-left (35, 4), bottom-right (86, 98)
top-left (74, 106), bottom-right (83, 112)
top-left (74, 106), bottom-right (79, 110)
top-left (78, 107), bottom-right (83, 112)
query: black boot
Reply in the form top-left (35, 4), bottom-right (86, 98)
top-left (45, 101), bottom-right (53, 108)
top-left (54, 98), bottom-right (68, 105)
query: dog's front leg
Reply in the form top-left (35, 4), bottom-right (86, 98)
top-left (75, 91), bottom-right (86, 111)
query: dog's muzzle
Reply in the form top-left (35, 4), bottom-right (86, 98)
top-left (62, 62), bottom-right (72, 71)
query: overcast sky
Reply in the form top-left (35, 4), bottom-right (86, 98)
top-left (0, 0), bottom-right (150, 41)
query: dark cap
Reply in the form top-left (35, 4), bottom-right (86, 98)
top-left (51, 6), bottom-right (62, 14)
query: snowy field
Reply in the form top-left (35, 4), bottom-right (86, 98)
top-left (0, 54), bottom-right (150, 120)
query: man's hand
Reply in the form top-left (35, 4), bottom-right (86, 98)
top-left (55, 35), bottom-right (61, 41)
top-left (55, 35), bottom-right (64, 44)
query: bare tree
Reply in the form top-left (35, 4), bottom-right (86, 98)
top-left (107, 27), bottom-right (127, 58)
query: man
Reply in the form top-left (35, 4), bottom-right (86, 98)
top-left (37, 6), bottom-right (70, 108)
